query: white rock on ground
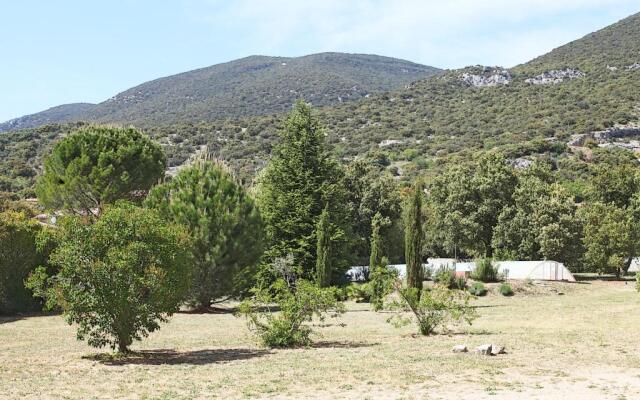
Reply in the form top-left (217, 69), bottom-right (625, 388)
top-left (452, 344), bottom-right (468, 353)
top-left (490, 345), bottom-right (506, 355)
top-left (475, 344), bottom-right (492, 355)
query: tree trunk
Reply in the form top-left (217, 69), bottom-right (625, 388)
top-left (623, 256), bottom-right (633, 277)
top-left (118, 341), bottom-right (130, 354)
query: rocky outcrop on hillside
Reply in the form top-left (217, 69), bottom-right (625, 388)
top-left (525, 68), bottom-right (585, 85)
top-left (568, 124), bottom-right (640, 150)
top-left (509, 158), bottom-right (534, 169)
top-left (459, 67), bottom-right (512, 87)
top-left (378, 139), bottom-right (405, 147)
top-left (593, 124), bottom-right (640, 141)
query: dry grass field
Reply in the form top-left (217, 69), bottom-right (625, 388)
top-left (1, 280), bottom-right (640, 399)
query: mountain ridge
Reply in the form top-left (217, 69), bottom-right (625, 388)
top-left (0, 52), bottom-right (441, 132)
top-left (2, 12), bottom-right (640, 197)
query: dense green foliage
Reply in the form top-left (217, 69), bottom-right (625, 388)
top-left (369, 213), bottom-right (396, 310)
top-left (492, 163), bottom-right (584, 270)
top-left (256, 101), bottom-right (349, 283)
top-left (404, 182), bottom-right (424, 289)
top-left (35, 126), bottom-right (166, 217)
top-left (345, 282), bottom-right (373, 303)
top-left (0, 123), bottom-right (84, 197)
top-left (315, 206), bottom-right (332, 287)
top-left (30, 203), bottom-right (192, 352)
top-left (429, 153), bottom-right (516, 257)
top-left (581, 201), bottom-right (639, 276)
top-left (580, 160), bottom-right (640, 276)
top-left (369, 212), bottom-right (384, 277)
top-left (0, 211), bottom-right (46, 314)
top-left (370, 257), bottom-right (396, 311)
top-left (239, 279), bottom-right (344, 348)
top-left (145, 158), bottom-right (263, 307)
top-left (344, 160), bottom-right (403, 264)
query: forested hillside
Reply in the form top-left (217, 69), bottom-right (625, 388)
top-left (1, 13), bottom-right (640, 197)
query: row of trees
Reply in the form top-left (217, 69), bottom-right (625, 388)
top-left (426, 152), bottom-right (640, 276)
top-left (1, 101), bottom-right (415, 350)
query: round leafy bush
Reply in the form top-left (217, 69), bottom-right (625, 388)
top-left (499, 282), bottom-right (514, 296)
top-left (29, 203), bottom-right (192, 353)
top-left (346, 283), bottom-right (373, 303)
top-left (469, 282), bottom-right (487, 296)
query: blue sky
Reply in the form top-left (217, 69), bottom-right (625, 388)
top-left (1, 0), bottom-right (638, 122)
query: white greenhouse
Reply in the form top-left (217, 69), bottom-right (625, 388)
top-left (456, 260), bottom-right (576, 282)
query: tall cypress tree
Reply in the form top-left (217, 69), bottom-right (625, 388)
top-left (316, 205), bottom-right (332, 287)
top-left (256, 101), bottom-right (348, 280)
top-left (404, 182), bottom-right (424, 290)
top-left (370, 212), bottom-right (388, 310)
top-left (369, 212), bottom-right (384, 273)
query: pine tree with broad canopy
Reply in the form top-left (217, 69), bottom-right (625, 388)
top-left (145, 157), bottom-right (263, 309)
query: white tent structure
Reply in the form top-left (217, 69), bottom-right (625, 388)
top-left (427, 258), bottom-right (456, 270)
top-left (496, 261), bottom-right (575, 281)
top-left (455, 260), bottom-right (576, 282)
top-left (345, 263), bottom-right (429, 281)
top-left (347, 260), bottom-right (575, 282)
top-left (388, 264), bottom-right (431, 278)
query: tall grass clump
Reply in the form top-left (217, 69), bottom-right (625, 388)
top-left (471, 258), bottom-right (501, 283)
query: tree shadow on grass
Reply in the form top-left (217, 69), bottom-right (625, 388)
top-left (0, 311), bottom-right (60, 324)
top-left (0, 315), bottom-right (25, 324)
top-left (310, 340), bottom-right (379, 349)
top-left (447, 329), bottom-right (494, 336)
top-left (470, 304), bottom-right (508, 309)
top-left (179, 305), bottom-right (281, 314)
top-left (84, 348), bottom-right (272, 366)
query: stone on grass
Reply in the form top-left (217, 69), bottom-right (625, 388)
top-left (452, 344), bottom-right (468, 353)
top-left (475, 344), bottom-right (492, 355)
top-left (490, 345), bottom-right (505, 355)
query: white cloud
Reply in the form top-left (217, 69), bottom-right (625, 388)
top-left (191, 0), bottom-right (638, 67)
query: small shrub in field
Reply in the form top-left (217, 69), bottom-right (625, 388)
top-left (499, 282), bottom-right (514, 296)
top-left (453, 276), bottom-right (467, 290)
top-left (469, 282), bottom-right (487, 296)
top-left (423, 266), bottom-right (433, 281)
top-left (346, 283), bottom-right (373, 303)
top-left (239, 279), bottom-right (344, 348)
top-left (433, 266), bottom-right (466, 290)
top-left (471, 258), bottom-right (500, 283)
top-left (387, 283), bottom-right (477, 335)
top-left (636, 273), bottom-right (640, 293)
top-left (434, 266), bottom-right (454, 287)
top-left (334, 287), bottom-right (349, 301)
